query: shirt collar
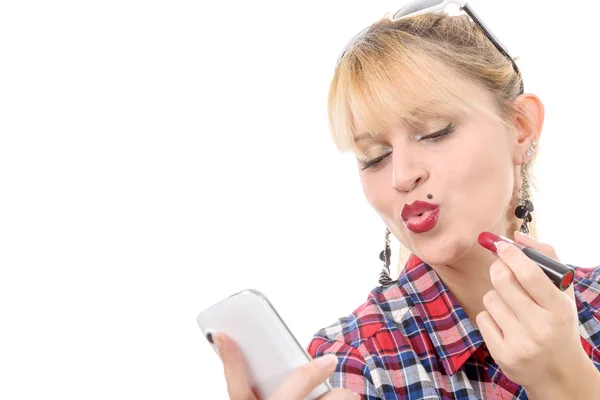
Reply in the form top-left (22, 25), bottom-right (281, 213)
top-left (396, 256), bottom-right (485, 375)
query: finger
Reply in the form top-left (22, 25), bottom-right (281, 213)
top-left (513, 231), bottom-right (559, 260)
top-left (214, 333), bottom-right (258, 400)
top-left (270, 354), bottom-right (338, 400)
top-left (476, 310), bottom-right (504, 356)
top-left (513, 231), bottom-right (577, 298)
top-left (482, 288), bottom-right (523, 336)
top-left (489, 258), bottom-right (542, 325)
top-left (495, 239), bottom-right (557, 308)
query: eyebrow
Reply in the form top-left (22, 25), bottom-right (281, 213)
top-left (353, 132), bottom-right (378, 143)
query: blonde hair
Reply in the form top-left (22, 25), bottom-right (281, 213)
top-left (328, 12), bottom-right (537, 273)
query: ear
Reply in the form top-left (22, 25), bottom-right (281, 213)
top-left (510, 93), bottom-right (545, 165)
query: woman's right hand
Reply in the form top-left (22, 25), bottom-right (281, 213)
top-left (213, 332), bottom-right (360, 400)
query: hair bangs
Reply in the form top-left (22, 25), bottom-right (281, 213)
top-left (328, 43), bottom-right (492, 158)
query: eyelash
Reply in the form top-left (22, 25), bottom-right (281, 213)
top-left (360, 124), bottom-right (455, 170)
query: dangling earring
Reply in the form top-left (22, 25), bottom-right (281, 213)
top-left (378, 228), bottom-right (393, 286)
top-left (515, 169), bottom-right (534, 234)
top-left (515, 140), bottom-right (538, 234)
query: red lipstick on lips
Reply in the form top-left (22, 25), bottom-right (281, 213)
top-left (478, 232), bottom-right (575, 291)
top-left (401, 201), bottom-right (440, 234)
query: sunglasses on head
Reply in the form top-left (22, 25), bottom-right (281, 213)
top-left (336, 0), bottom-right (524, 95)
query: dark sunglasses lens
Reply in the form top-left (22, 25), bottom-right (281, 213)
top-left (338, 27), bottom-right (369, 63)
top-left (393, 0), bottom-right (445, 19)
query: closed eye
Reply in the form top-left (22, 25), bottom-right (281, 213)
top-left (419, 123), bottom-right (454, 141)
top-left (359, 123), bottom-right (454, 171)
top-left (360, 153), bottom-right (390, 170)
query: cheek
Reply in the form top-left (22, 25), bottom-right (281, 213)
top-left (360, 171), bottom-right (397, 216)
top-left (445, 136), bottom-right (514, 219)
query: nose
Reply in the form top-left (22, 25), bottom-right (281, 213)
top-left (391, 151), bottom-right (428, 193)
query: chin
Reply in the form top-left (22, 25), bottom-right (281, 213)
top-left (408, 233), bottom-right (471, 266)
top-left (416, 252), bottom-right (461, 266)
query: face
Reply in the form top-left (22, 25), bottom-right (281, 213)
top-left (356, 78), bottom-right (521, 266)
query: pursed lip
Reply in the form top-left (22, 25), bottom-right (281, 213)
top-left (401, 200), bottom-right (440, 221)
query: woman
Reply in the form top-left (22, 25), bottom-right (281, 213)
top-left (213, 1), bottom-right (600, 399)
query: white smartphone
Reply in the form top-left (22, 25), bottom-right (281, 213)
top-left (197, 289), bottom-right (332, 400)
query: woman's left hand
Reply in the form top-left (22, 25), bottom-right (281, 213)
top-left (476, 231), bottom-right (592, 396)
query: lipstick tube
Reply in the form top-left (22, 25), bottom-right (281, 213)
top-left (478, 232), bottom-right (575, 291)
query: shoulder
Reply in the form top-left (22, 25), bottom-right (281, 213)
top-left (572, 265), bottom-right (600, 312)
top-left (308, 283), bottom-right (413, 352)
top-left (307, 257), bottom-right (431, 354)
top-left (306, 284), bottom-right (417, 398)
top-left (306, 279), bottom-right (423, 369)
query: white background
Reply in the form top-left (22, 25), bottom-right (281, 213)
top-left (1, 0), bottom-right (599, 399)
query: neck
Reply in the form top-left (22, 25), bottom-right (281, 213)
top-left (430, 245), bottom-right (498, 322)
top-left (427, 210), bottom-right (522, 321)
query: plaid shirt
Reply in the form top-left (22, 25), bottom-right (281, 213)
top-left (307, 257), bottom-right (600, 399)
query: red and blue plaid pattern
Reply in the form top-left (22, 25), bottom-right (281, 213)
top-left (307, 257), bottom-right (600, 399)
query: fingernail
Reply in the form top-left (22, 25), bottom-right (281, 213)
top-left (315, 354), bottom-right (338, 369)
top-left (207, 332), bottom-right (220, 347)
top-left (495, 241), bottom-right (509, 253)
